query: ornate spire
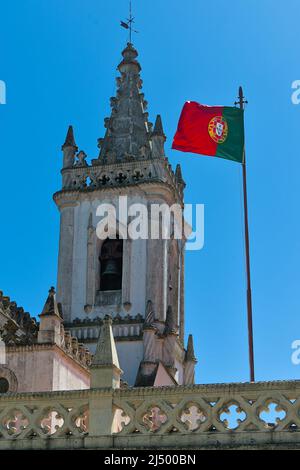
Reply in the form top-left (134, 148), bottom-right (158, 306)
top-left (40, 287), bottom-right (61, 318)
top-left (97, 43), bottom-right (153, 164)
top-left (186, 334), bottom-right (197, 362)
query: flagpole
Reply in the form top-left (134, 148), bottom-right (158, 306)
top-left (235, 86), bottom-right (255, 382)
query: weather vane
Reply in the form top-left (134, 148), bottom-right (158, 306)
top-left (120, 0), bottom-right (138, 44)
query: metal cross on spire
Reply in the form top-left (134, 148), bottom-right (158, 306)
top-left (120, 0), bottom-right (138, 43)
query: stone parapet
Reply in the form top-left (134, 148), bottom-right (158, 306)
top-left (1, 380), bottom-right (300, 449)
top-left (55, 156), bottom-right (184, 204)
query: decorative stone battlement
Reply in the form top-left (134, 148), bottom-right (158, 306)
top-left (1, 380), bottom-right (300, 449)
top-left (0, 291), bottom-right (38, 344)
top-left (55, 155), bottom-right (184, 203)
top-left (60, 329), bottom-right (92, 368)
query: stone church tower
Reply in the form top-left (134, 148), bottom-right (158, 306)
top-left (54, 43), bottom-right (196, 386)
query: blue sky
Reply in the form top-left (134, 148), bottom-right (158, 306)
top-left (0, 0), bottom-right (299, 384)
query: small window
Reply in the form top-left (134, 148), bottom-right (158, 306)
top-left (99, 237), bottom-right (123, 291)
top-left (0, 377), bottom-right (9, 393)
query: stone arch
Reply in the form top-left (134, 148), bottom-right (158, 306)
top-left (96, 220), bottom-right (125, 290)
top-left (0, 366), bottom-right (18, 393)
top-left (99, 237), bottom-right (123, 291)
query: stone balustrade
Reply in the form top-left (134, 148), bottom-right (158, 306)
top-left (1, 380), bottom-right (300, 449)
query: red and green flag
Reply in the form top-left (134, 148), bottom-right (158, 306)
top-left (172, 101), bottom-right (245, 163)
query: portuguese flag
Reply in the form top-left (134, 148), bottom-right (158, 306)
top-left (172, 101), bottom-right (245, 163)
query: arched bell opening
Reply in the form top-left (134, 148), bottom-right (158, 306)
top-left (99, 236), bottom-right (123, 292)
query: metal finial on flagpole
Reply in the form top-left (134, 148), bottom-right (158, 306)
top-left (120, 0), bottom-right (139, 44)
top-left (235, 86), bottom-right (255, 382)
top-left (234, 86), bottom-right (248, 109)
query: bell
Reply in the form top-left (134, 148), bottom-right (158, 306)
top-left (102, 258), bottom-right (119, 277)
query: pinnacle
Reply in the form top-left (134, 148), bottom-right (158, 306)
top-left (62, 125), bottom-right (77, 150)
top-left (186, 334), bottom-right (197, 362)
top-left (91, 315), bottom-right (120, 369)
top-left (164, 306), bottom-right (177, 335)
top-left (175, 164), bottom-right (185, 186)
top-left (153, 115), bottom-right (164, 136)
top-left (40, 287), bottom-right (61, 318)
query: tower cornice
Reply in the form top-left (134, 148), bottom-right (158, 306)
top-left (53, 180), bottom-right (183, 208)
